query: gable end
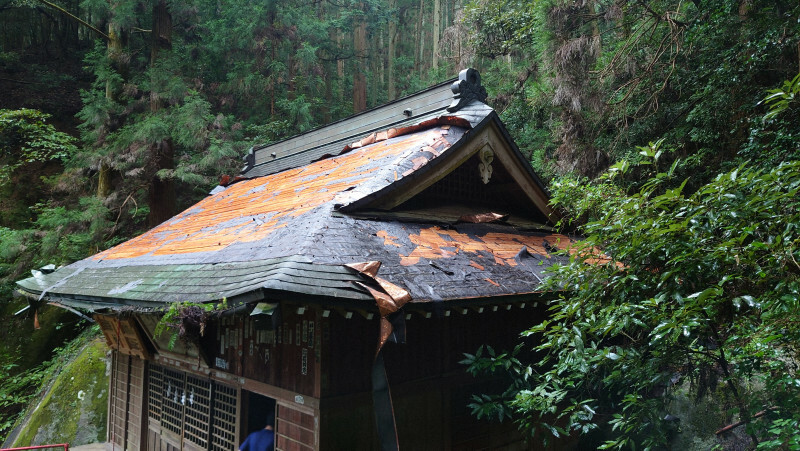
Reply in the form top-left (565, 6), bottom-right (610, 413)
top-left (339, 113), bottom-right (559, 226)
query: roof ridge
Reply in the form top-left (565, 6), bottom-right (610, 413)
top-left (252, 79), bottom-right (456, 154)
top-left (239, 69), bottom-right (493, 178)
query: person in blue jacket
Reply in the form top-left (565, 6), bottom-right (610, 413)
top-left (239, 415), bottom-right (275, 451)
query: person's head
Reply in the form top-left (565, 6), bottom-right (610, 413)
top-left (264, 414), bottom-right (275, 430)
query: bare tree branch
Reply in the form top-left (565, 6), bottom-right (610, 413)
top-left (34, 0), bottom-right (109, 41)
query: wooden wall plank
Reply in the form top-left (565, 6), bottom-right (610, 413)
top-left (213, 308), bottom-right (320, 397)
top-left (319, 303), bottom-right (548, 450)
top-left (321, 313), bottom-right (376, 397)
top-left (276, 403), bottom-right (317, 451)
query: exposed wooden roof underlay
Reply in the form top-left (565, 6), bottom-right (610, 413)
top-left (17, 69), bottom-right (575, 315)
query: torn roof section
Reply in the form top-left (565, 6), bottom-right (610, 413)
top-left (16, 69), bottom-right (576, 312)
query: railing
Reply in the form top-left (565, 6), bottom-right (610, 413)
top-left (0, 444), bottom-right (69, 451)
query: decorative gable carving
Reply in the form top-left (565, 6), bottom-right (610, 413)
top-left (478, 145), bottom-right (494, 184)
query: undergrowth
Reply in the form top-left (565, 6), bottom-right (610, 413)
top-left (0, 323), bottom-right (101, 443)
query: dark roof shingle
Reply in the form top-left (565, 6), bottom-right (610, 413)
top-left (17, 91), bottom-right (575, 311)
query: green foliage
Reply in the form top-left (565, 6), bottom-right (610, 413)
top-left (761, 72), bottom-right (800, 121)
top-left (0, 109), bottom-right (77, 188)
top-left (0, 325), bottom-right (102, 443)
top-left (464, 0), bottom-right (800, 179)
top-left (0, 108), bottom-right (113, 279)
top-left (478, 57), bottom-right (559, 181)
top-left (154, 299), bottom-right (228, 349)
top-left (463, 0), bottom-right (544, 59)
top-left (76, 44), bottom-right (244, 180)
top-left (462, 344), bottom-right (533, 422)
top-left (3, 0), bottom-right (797, 447)
top-left (0, 196), bottom-right (115, 290)
top-left (0, 109), bottom-right (74, 228)
top-left (7, 334), bottom-right (108, 447)
top-left (0, 354), bottom-right (51, 439)
top-left (244, 120), bottom-right (292, 145)
top-left (467, 147), bottom-right (800, 447)
top-left (0, 51), bottom-right (22, 70)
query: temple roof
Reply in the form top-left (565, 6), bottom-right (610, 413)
top-left (17, 70), bottom-right (575, 313)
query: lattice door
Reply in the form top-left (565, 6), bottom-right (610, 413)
top-left (147, 364), bottom-right (164, 424)
top-left (210, 382), bottom-right (238, 451)
top-left (160, 367), bottom-right (186, 437)
top-left (146, 364), bottom-right (239, 451)
top-left (110, 352), bottom-right (130, 450)
top-left (183, 375), bottom-right (212, 449)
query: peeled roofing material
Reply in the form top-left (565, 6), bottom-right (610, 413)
top-left (18, 97), bottom-right (574, 311)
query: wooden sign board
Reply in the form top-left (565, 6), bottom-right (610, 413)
top-left (94, 314), bottom-right (151, 360)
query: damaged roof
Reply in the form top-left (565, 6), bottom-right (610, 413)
top-left (17, 69), bottom-right (576, 313)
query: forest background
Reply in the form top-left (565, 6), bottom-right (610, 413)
top-left (1, 0), bottom-right (799, 448)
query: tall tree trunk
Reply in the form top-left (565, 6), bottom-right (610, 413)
top-left (147, 138), bottom-right (175, 228)
top-left (322, 8), bottom-right (334, 122)
top-left (417, 0), bottom-right (425, 77)
top-left (97, 162), bottom-right (113, 198)
top-left (264, 4), bottom-right (277, 118)
top-left (99, 23), bottom-right (128, 199)
top-left (549, 2), bottom-right (605, 177)
top-left (454, 0), bottom-right (465, 69)
top-left (379, 31), bottom-right (385, 91)
top-left (387, 0), bottom-right (397, 100)
top-left (353, 3), bottom-right (367, 113)
top-left (147, 0), bottom-right (175, 228)
top-left (270, 39), bottom-right (277, 116)
top-left (370, 31), bottom-right (378, 105)
top-left (150, 0), bottom-right (171, 62)
top-left (337, 28), bottom-right (345, 103)
top-left (288, 50), bottom-right (296, 101)
top-left (433, 0), bottom-right (440, 70)
top-left (443, 0), bottom-right (448, 34)
top-left (589, 0), bottom-right (600, 41)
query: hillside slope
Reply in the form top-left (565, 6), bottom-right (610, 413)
top-left (4, 335), bottom-right (109, 448)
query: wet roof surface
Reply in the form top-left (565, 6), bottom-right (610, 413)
top-left (95, 125), bottom-right (463, 262)
top-left (18, 106), bottom-right (576, 311)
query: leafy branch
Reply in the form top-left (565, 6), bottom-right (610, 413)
top-left (154, 299), bottom-right (229, 350)
top-left (761, 73), bottom-right (800, 121)
top-left (466, 143), bottom-right (800, 448)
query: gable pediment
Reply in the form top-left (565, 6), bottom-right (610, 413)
top-left (339, 114), bottom-right (559, 228)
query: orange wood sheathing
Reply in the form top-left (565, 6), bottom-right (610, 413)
top-left (92, 130), bottom-right (442, 261)
top-left (398, 226), bottom-right (573, 267)
top-left (376, 230), bottom-right (401, 247)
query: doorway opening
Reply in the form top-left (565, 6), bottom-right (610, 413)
top-left (242, 390), bottom-right (277, 441)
